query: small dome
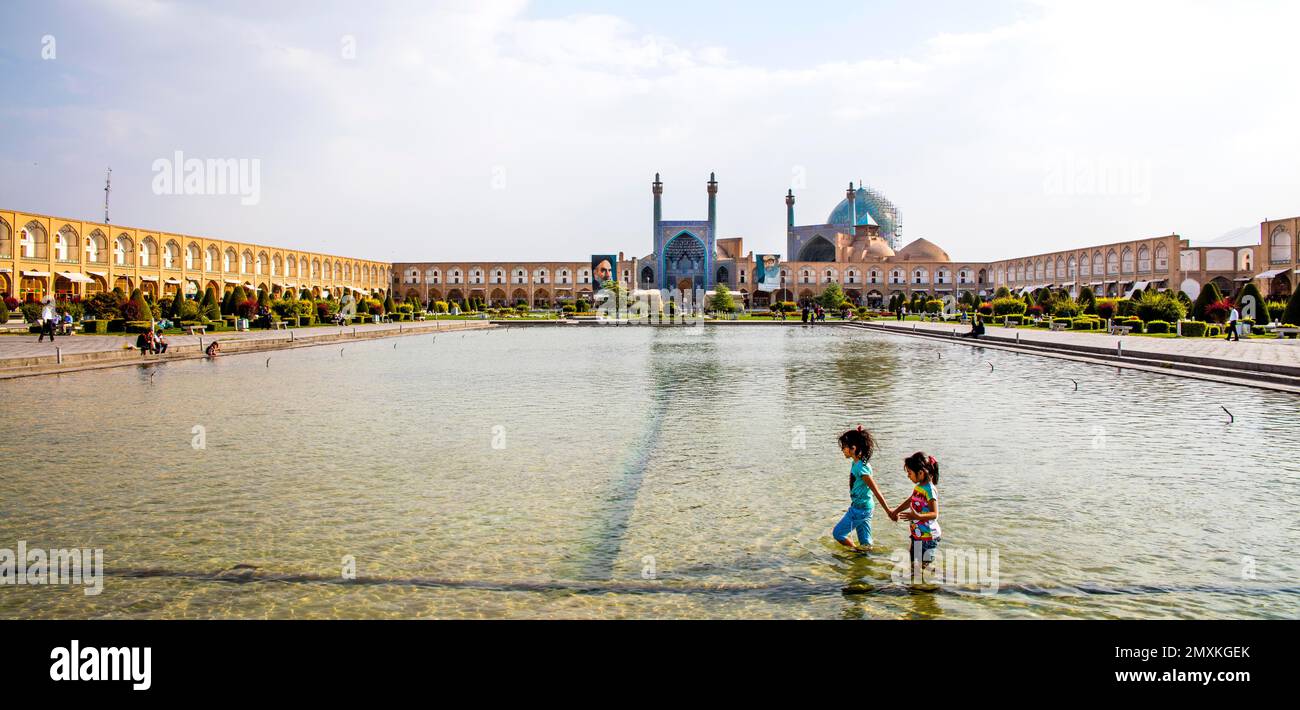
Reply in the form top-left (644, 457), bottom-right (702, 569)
top-left (894, 238), bottom-right (950, 262)
top-left (858, 236), bottom-right (895, 260)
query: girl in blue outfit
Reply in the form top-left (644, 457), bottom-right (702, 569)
top-left (832, 426), bottom-right (891, 549)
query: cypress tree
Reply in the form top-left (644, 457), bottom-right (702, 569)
top-left (1235, 282), bottom-right (1269, 323)
top-left (257, 288), bottom-right (271, 309)
top-left (221, 288), bottom-right (235, 315)
top-left (200, 286), bottom-right (221, 321)
top-left (1192, 282), bottom-right (1223, 322)
top-left (129, 288), bottom-right (152, 322)
top-left (383, 293), bottom-right (396, 315)
top-left (169, 290), bottom-right (187, 319)
top-left (1283, 287), bottom-right (1300, 327)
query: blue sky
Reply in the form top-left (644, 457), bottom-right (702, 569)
top-left (2, 0), bottom-right (1298, 263)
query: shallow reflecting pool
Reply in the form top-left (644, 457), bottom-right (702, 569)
top-left (1, 325), bottom-right (1297, 618)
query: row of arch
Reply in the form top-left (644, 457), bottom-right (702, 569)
top-left (409, 286), bottom-right (595, 308)
top-left (0, 218), bottom-right (386, 284)
top-left (400, 265), bottom-right (597, 286)
top-left (998, 244), bottom-right (1173, 284)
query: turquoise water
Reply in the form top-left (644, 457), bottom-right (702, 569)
top-left (1, 325), bottom-right (1297, 618)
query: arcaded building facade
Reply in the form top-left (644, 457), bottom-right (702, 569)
top-left (392, 174), bottom-right (1297, 310)
top-left (6, 176), bottom-right (1295, 312)
top-left (0, 209), bottom-right (390, 303)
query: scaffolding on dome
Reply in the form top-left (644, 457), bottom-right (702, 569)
top-left (859, 183), bottom-right (901, 250)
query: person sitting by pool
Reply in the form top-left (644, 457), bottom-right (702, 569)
top-left (205, 340), bottom-right (220, 358)
top-left (154, 331), bottom-right (169, 354)
top-left (960, 315), bottom-right (985, 339)
top-left (135, 330), bottom-right (153, 355)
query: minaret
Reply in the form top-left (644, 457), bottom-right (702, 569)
top-left (707, 172), bottom-right (718, 290)
top-left (652, 172), bottom-right (663, 247)
top-left (847, 181), bottom-right (858, 234)
top-left (785, 189), bottom-right (795, 229)
top-left (707, 172), bottom-right (718, 235)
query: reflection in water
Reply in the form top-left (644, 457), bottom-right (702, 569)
top-left (0, 325), bottom-right (1297, 619)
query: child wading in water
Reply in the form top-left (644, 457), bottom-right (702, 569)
top-left (832, 426), bottom-right (891, 549)
top-left (890, 452), bottom-right (941, 572)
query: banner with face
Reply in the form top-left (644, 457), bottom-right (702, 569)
top-left (591, 255), bottom-right (616, 288)
top-left (755, 254), bottom-right (781, 292)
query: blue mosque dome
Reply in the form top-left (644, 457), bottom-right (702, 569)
top-left (829, 189), bottom-right (878, 227)
top-left (827, 184), bottom-right (900, 241)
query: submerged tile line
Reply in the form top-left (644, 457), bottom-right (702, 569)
top-left (97, 567), bottom-right (1300, 601)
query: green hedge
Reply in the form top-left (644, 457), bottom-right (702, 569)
top-left (82, 319), bottom-right (108, 334)
top-left (124, 321), bottom-right (154, 333)
top-left (1146, 320), bottom-right (1171, 334)
top-left (1180, 320), bottom-right (1208, 337)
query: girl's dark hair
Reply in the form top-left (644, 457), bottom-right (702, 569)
top-left (838, 426), bottom-right (876, 462)
top-left (903, 451), bottom-right (940, 484)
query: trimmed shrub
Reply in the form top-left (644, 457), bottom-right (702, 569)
top-left (1235, 282), bottom-right (1270, 323)
top-left (1135, 290), bottom-right (1186, 324)
top-left (1004, 314), bottom-right (1025, 325)
top-left (1145, 320), bottom-right (1171, 334)
top-left (991, 297), bottom-right (1027, 316)
top-left (82, 319), bottom-right (108, 334)
top-left (20, 302), bottom-right (42, 323)
top-left (1283, 287), bottom-right (1300, 328)
top-left (1180, 320), bottom-right (1208, 338)
top-left (124, 320), bottom-right (154, 333)
top-left (1191, 282), bottom-right (1222, 321)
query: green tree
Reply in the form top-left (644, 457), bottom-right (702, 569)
top-left (818, 282), bottom-right (846, 312)
top-left (709, 284), bottom-right (737, 313)
top-left (1235, 282), bottom-right (1270, 323)
top-left (1078, 286), bottom-right (1097, 315)
top-left (200, 287), bottom-right (221, 321)
top-left (382, 293), bottom-right (396, 315)
top-left (1282, 287), bottom-right (1300, 327)
top-left (128, 288), bottom-right (153, 322)
top-left (169, 290), bottom-right (187, 319)
top-left (1192, 282), bottom-right (1222, 322)
top-left (994, 286), bottom-right (1010, 299)
top-left (257, 288), bottom-right (271, 310)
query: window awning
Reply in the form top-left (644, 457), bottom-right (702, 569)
top-left (87, 270), bottom-right (106, 277)
top-left (0, 267), bottom-right (11, 273)
top-left (165, 278), bottom-right (181, 284)
top-left (1124, 281), bottom-right (1150, 298)
top-left (140, 275), bottom-right (158, 281)
top-left (1255, 269), bottom-right (1286, 279)
top-left (58, 271), bottom-right (94, 283)
top-left (22, 270), bottom-right (51, 277)
top-left (224, 278), bottom-right (239, 284)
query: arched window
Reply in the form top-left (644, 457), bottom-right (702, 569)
top-left (21, 222), bottom-right (49, 259)
top-left (1107, 251), bottom-right (1119, 275)
top-left (1121, 247), bottom-right (1134, 273)
top-left (55, 226), bottom-right (77, 262)
top-left (116, 235), bottom-right (134, 266)
top-left (1137, 246), bottom-right (1151, 272)
top-left (1271, 227), bottom-right (1293, 264)
top-left (86, 230), bottom-right (108, 264)
top-left (640, 266), bottom-right (654, 284)
top-left (717, 266), bottom-right (730, 283)
top-left (163, 241), bottom-right (180, 269)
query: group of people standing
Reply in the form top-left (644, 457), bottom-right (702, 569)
top-left (801, 304), bottom-right (826, 323)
